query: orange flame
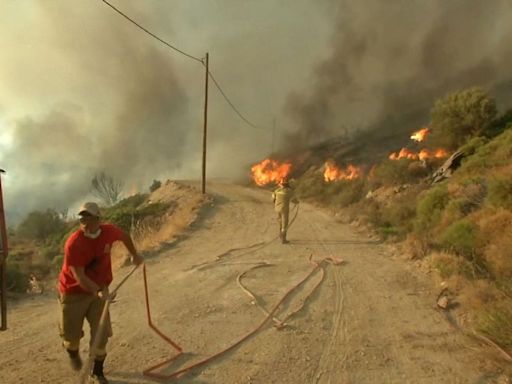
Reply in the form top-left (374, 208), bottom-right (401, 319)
top-left (389, 148), bottom-right (418, 160)
top-left (410, 127), bottom-right (430, 142)
top-left (324, 161), bottom-right (361, 182)
top-left (434, 148), bottom-right (449, 158)
top-left (251, 158), bottom-right (291, 186)
top-left (129, 183), bottom-right (138, 196)
top-left (390, 148), bottom-right (449, 161)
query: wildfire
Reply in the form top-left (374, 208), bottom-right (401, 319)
top-left (324, 161), bottom-right (361, 182)
top-left (128, 183), bottom-right (138, 196)
top-left (388, 148), bottom-right (418, 160)
top-left (410, 127), bottom-right (430, 142)
top-left (251, 158), bottom-right (291, 186)
top-left (389, 148), bottom-right (449, 161)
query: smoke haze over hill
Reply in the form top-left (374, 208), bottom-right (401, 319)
top-left (1, 0), bottom-right (512, 223)
top-left (0, 1), bottom-right (331, 223)
top-left (285, 0), bottom-right (512, 148)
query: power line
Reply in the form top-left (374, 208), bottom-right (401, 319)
top-left (100, 0), bottom-right (266, 130)
top-left (206, 68), bottom-right (263, 130)
top-left (101, 0), bottom-right (203, 63)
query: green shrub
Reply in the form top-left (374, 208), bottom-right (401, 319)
top-left (330, 179), bottom-right (366, 208)
top-left (439, 219), bottom-right (477, 258)
top-left (414, 185), bottom-right (450, 233)
top-left (429, 87), bottom-right (497, 150)
top-left (17, 209), bottom-right (67, 242)
top-left (443, 197), bottom-right (480, 221)
top-left (380, 195), bottom-right (418, 238)
top-left (295, 171), bottom-right (325, 201)
top-left (474, 303), bottom-right (512, 348)
top-left (484, 108), bottom-right (512, 138)
top-left (486, 177), bottom-right (512, 210)
top-left (459, 136), bottom-right (488, 157)
top-left (378, 225), bottom-right (400, 240)
top-left (6, 263), bottom-right (30, 293)
top-left (432, 255), bottom-right (459, 279)
top-left (40, 245), bottom-right (61, 262)
top-left (149, 180), bottom-right (162, 193)
top-left (352, 198), bottom-right (383, 227)
top-left (7, 250), bottom-right (31, 263)
top-left (371, 160), bottom-right (418, 187)
top-left (52, 255), bottom-right (64, 270)
top-left (112, 193), bottom-right (148, 210)
top-left (103, 199), bottom-right (171, 233)
top-left (460, 129), bottom-right (512, 175)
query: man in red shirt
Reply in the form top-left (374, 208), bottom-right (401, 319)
top-left (58, 202), bottom-right (143, 384)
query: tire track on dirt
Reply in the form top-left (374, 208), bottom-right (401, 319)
top-left (305, 213), bottom-right (349, 384)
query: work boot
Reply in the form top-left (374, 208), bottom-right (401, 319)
top-left (89, 358), bottom-right (109, 384)
top-left (66, 349), bottom-right (82, 371)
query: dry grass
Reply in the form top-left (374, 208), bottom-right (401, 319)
top-left (111, 180), bottom-right (211, 270)
top-left (474, 208), bottom-right (512, 278)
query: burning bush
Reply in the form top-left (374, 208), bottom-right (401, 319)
top-left (295, 167), bottom-right (366, 209)
top-left (251, 158), bottom-right (291, 186)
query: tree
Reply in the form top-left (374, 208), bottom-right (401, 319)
top-left (429, 87), bottom-right (497, 150)
top-left (91, 172), bottom-right (123, 206)
top-left (17, 209), bottom-right (66, 242)
top-left (149, 179), bottom-right (162, 193)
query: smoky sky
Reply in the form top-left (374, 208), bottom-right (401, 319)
top-left (0, 1), bottom-right (331, 223)
top-left (284, 0), bottom-right (512, 148)
top-left (0, 2), bottom-right (194, 223)
top-left (3, 1), bottom-right (512, 224)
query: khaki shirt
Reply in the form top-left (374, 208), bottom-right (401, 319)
top-left (272, 186), bottom-right (297, 212)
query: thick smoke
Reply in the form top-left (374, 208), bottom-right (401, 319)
top-left (284, 0), bottom-right (512, 148)
top-left (0, 2), bottom-right (193, 222)
top-left (0, 0), bottom-right (332, 223)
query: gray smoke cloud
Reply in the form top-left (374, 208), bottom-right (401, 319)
top-left (0, 1), bottom-right (332, 223)
top-left (0, 2), bottom-right (194, 223)
top-left (284, 0), bottom-right (512, 148)
top-left (6, 1), bottom-right (510, 224)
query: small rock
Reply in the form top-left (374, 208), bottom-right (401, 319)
top-left (437, 296), bottom-right (449, 309)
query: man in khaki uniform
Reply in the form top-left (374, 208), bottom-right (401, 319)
top-left (272, 179), bottom-right (298, 244)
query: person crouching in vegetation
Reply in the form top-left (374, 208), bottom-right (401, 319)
top-left (57, 202), bottom-right (143, 384)
top-left (272, 179), bottom-right (298, 244)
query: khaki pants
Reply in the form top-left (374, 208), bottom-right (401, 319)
top-left (59, 293), bottom-right (112, 356)
top-left (276, 207), bottom-right (290, 234)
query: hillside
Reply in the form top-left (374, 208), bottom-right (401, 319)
top-left (1, 181), bottom-right (508, 383)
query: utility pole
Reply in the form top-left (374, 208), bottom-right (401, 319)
top-left (0, 168), bottom-right (8, 331)
top-left (201, 53), bottom-right (209, 194)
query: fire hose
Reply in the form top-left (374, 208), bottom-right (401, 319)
top-left (79, 202), bottom-right (310, 382)
top-left (78, 264), bottom-right (141, 384)
top-left (142, 254), bottom-right (342, 381)
top-left (81, 257), bottom-right (342, 382)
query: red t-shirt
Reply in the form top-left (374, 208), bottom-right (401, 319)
top-left (58, 223), bottom-right (125, 294)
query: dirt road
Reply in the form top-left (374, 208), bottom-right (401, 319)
top-left (0, 182), bottom-right (503, 383)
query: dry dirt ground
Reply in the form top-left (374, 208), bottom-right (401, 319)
top-left (0, 180), bottom-right (509, 384)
